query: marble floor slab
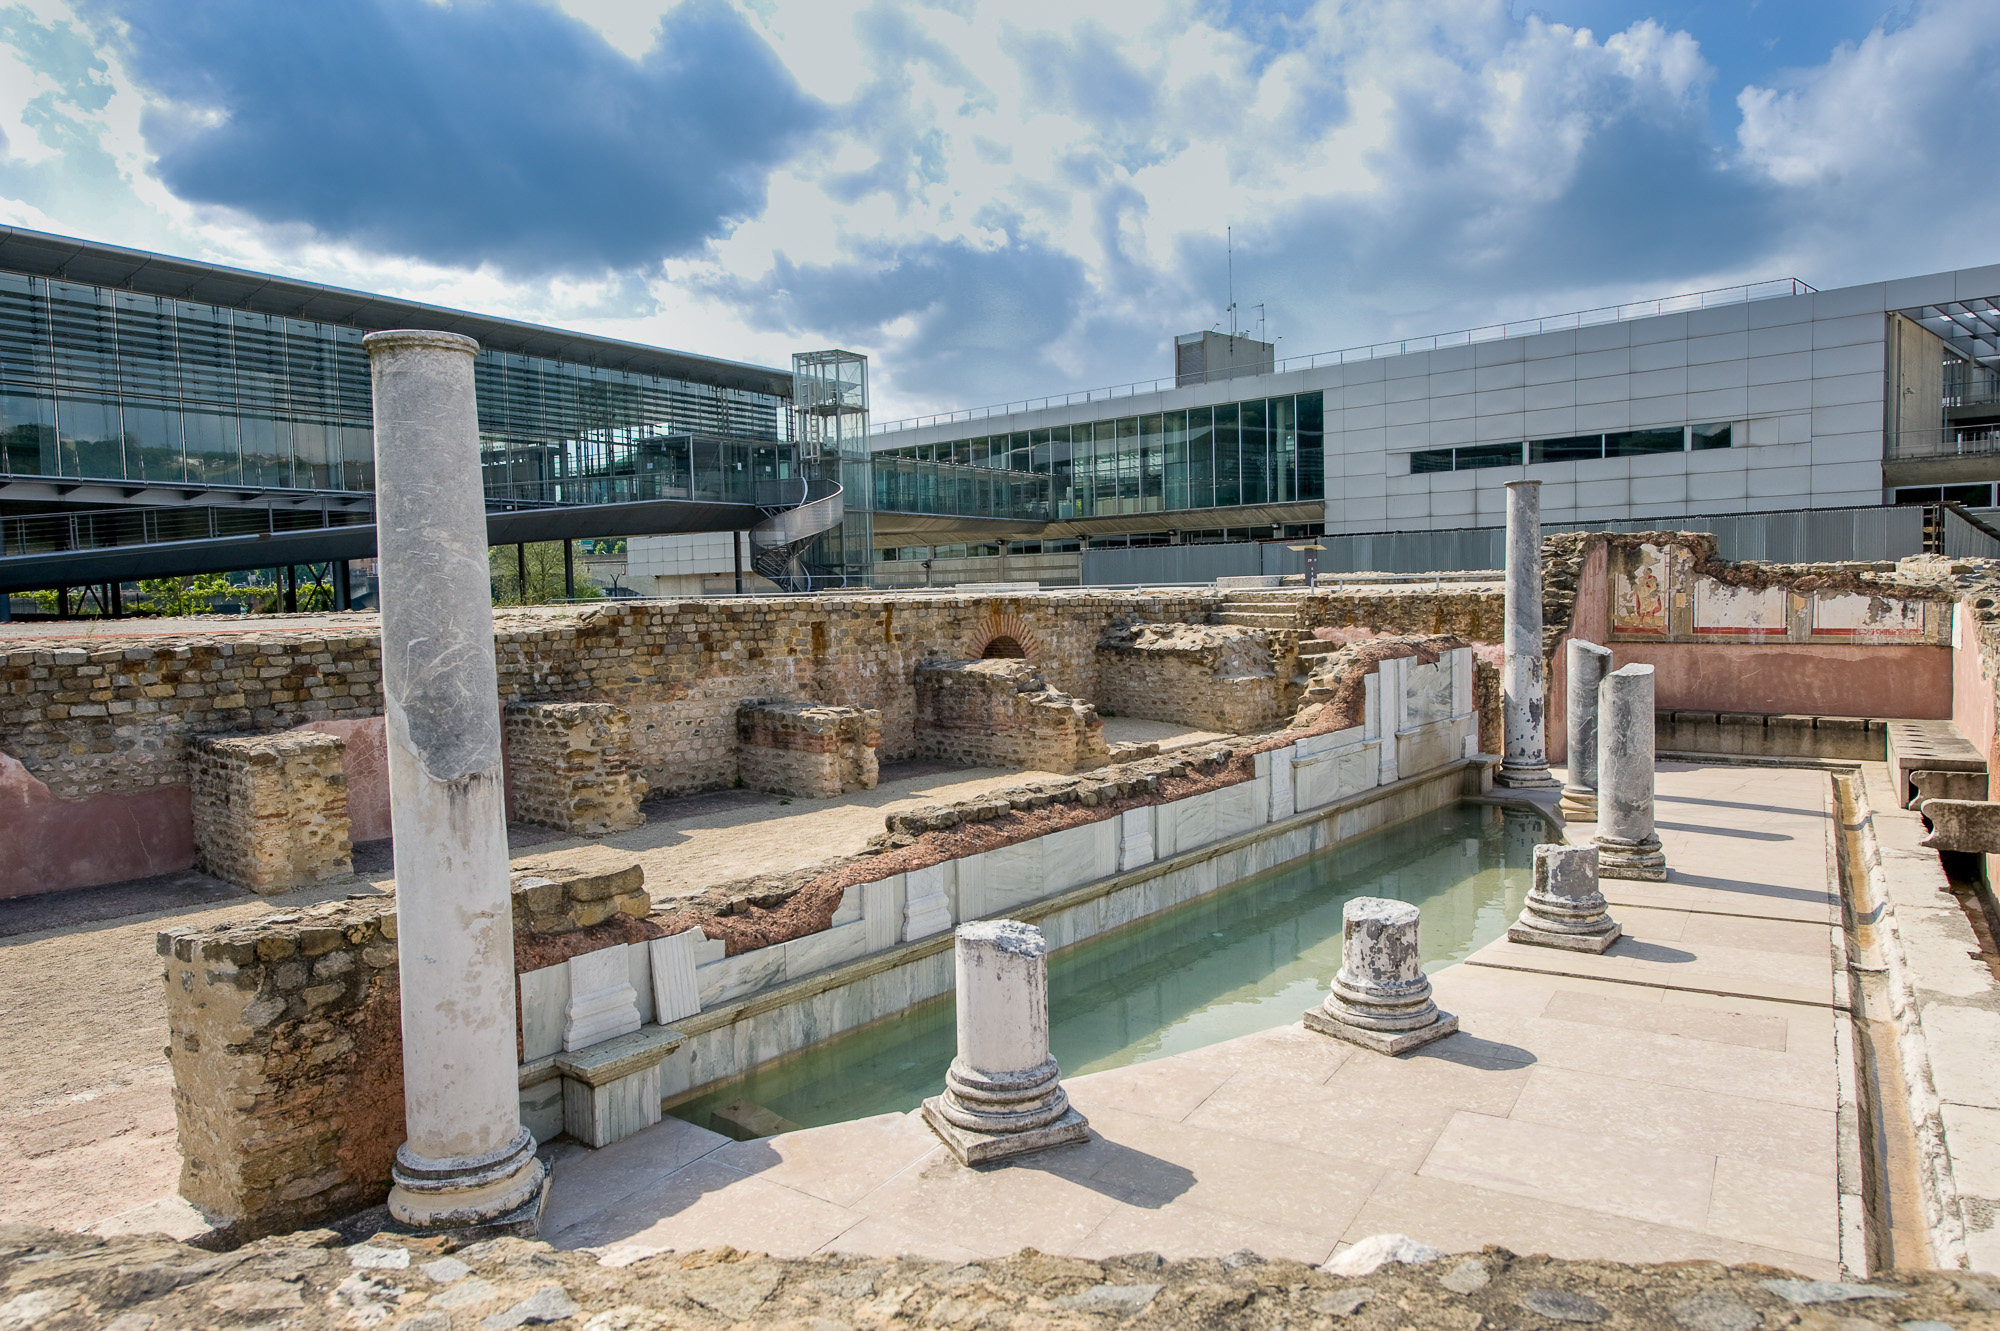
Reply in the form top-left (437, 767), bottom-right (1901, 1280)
top-left (542, 762), bottom-right (1845, 1278)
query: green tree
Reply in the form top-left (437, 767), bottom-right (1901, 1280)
top-left (489, 542), bottom-right (602, 606)
top-left (136, 573), bottom-right (234, 617)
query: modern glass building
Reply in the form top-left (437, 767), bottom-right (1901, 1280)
top-left (0, 228), bottom-right (794, 518)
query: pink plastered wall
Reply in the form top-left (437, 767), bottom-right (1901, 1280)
top-left (291, 716), bottom-right (390, 843)
top-left (0, 753), bottom-right (193, 899)
top-left (1548, 541), bottom-right (1953, 763)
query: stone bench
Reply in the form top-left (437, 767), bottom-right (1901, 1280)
top-left (1888, 720), bottom-right (1989, 811)
top-left (1654, 710), bottom-right (1886, 762)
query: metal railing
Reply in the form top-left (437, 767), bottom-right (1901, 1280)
top-left (1886, 425), bottom-right (2000, 460)
top-left (0, 501), bottom-right (370, 559)
top-left (873, 277), bottom-right (1816, 436)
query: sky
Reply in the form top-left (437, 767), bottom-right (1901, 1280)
top-left (0, 0), bottom-right (1993, 422)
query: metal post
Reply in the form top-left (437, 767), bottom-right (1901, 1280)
top-left (284, 566), bottom-right (297, 614)
top-left (110, 582), bottom-right (123, 617)
top-left (563, 540), bottom-right (574, 601)
top-left (516, 543), bottom-right (528, 605)
top-left (334, 560), bottom-right (352, 612)
top-left (365, 329), bottom-right (545, 1231)
top-left (56, 586), bottom-right (68, 619)
top-left (734, 531), bottom-right (744, 595)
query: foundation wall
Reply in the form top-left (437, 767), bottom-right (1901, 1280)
top-left (1094, 624), bottom-right (1285, 733)
top-left (736, 702), bottom-right (881, 799)
top-left (189, 732), bottom-right (353, 893)
top-left (502, 702), bottom-right (648, 835)
top-left (914, 658), bottom-right (1111, 773)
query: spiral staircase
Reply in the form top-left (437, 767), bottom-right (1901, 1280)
top-left (749, 476), bottom-right (845, 592)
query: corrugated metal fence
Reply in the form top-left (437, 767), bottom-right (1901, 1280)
top-left (1078, 503), bottom-right (1998, 585)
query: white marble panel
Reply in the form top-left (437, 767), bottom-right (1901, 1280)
top-left (564, 944), bottom-right (641, 1052)
top-left (1403, 658), bottom-right (1454, 728)
top-left (648, 930), bottom-right (701, 1025)
top-left (519, 964), bottom-right (568, 1063)
top-left (1363, 671), bottom-right (1382, 741)
top-left (952, 854), bottom-right (985, 923)
top-left (982, 838), bottom-right (1045, 912)
top-left (830, 885), bottom-right (863, 927)
top-left (1268, 746), bottom-right (1296, 821)
top-left (903, 865), bottom-right (951, 942)
top-left (1043, 821), bottom-right (1113, 894)
top-left (1396, 717), bottom-right (1465, 777)
top-left (1450, 647), bottom-right (1475, 720)
top-left (780, 919), bottom-right (872, 981)
top-left (1118, 805), bottom-right (1156, 871)
top-left (627, 940), bottom-right (654, 1026)
top-left (1167, 790), bottom-right (1218, 855)
top-left (1297, 726), bottom-right (1364, 758)
top-left (1213, 778), bottom-right (1267, 839)
top-left (1296, 742), bottom-right (1381, 807)
top-left (863, 875), bottom-right (903, 953)
top-left (696, 943), bottom-right (785, 1008)
top-left (565, 1065), bottom-right (661, 1148)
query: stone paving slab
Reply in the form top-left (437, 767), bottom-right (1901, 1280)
top-left (543, 763), bottom-right (1848, 1277)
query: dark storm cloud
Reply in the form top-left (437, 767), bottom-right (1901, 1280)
top-left (100, 0), bottom-right (817, 275)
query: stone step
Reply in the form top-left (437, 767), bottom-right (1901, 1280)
top-left (1297, 639), bottom-right (1341, 655)
top-left (1211, 611), bottom-right (1299, 628)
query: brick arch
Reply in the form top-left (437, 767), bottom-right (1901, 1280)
top-left (971, 612), bottom-right (1044, 662)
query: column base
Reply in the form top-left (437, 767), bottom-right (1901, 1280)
top-left (1595, 833), bottom-right (1668, 881)
top-left (922, 1098), bottom-right (1089, 1165)
top-left (388, 1128), bottom-right (548, 1232)
top-left (1495, 765), bottom-right (1559, 789)
top-left (1557, 787), bottom-right (1598, 818)
top-left (1303, 1004), bottom-right (1457, 1055)
top-left (1508, 918), bottom-right (1621, 953)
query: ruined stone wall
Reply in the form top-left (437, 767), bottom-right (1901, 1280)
top-left (1095, 623), bottom-right (1285, 733)
top-left (159, 865), bottom-right (652, 1240)
top-left (1295, 585), bottom-right (1506, 643)
top-left (736, 701), bottom-right (881, 798)
top-left (502, 702), bottom-right (647, 835)
top-left (915, 658), bottom-right (1112, 774)
top-left (189, 732), bottom-right (353, 893)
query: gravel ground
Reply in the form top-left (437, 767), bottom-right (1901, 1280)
top-left (2, 1224), bottom-right (1994, 1330)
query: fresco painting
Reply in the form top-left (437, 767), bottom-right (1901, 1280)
top-left (1692, 580), bottom-right (1790, 640)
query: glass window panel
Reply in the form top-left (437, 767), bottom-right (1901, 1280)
top-left (0, 386), bottom-right (56, 474)
top-left (1530, 435), bottom-right (1604, 463)
top-left (0, 273), bottom-right (49, 387)
top-left (1453, 442), bottom-right (1523, 470)
top-left (1691, 422), bottom-right (1732, 451)
top-left (122, 401), bottom-right (185, 483)
top-left (113, 292), bottom-right (181, 399)
top-left (185, 410), bottom-right (241, 484)
top-left (1605, 427), bottom-right (1684, 457)
top-left (1093, 420), bottom-right (1120, 515)
top-left (1410, 448), bottom-right (1455, 473)
top-left (1944, 483), bottom-right (1994, 506)
top-left (1188, 405), bottom-right (1214, 508)
top-left (1296, 391), bottom-right (1323, 500)
top-left (239, 412), bottom-right (293, 488)
top-left (291, 418), bottom-right (334, 489)
top-left (230, 311), bottom-right (288, 410)
top-left (1164, 409), bottom-right (1189, 510)
top-left (174, 303), bottom-right (237, 405)
top-left (1140, 413), bottom-right (1164, 510)
top-left (1116, 417), bottom-right (1139, 507)
top-left (1213, 403), bottom-right (1240, 507)
top-left (57, 395), bottom-right (123, 477)
top-left (1240, 399), bottom-right (1269, 506)
top-left (339, 424), bottom-right (373, 492)
top-left (48, 282), bottom-right (118, 394)
top-left (1270, 397), bottom-right (1296, 503)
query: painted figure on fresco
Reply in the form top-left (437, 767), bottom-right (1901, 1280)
top-left (1611, 545), bottom-right (1671, 638)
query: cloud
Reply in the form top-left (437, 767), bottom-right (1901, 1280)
top-left (97, 0), bottom-right (817, 275)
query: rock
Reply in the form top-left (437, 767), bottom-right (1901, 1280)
top-left (1522, 1288), bottom-right (1608, 1323)
top-left (1759, 1280), bottom-right (1908, 1306)
top-left (421, 1256), bottom-right (472, 1284)
top-left (1053, 1283), bottom-right (1163, 1315)
top-left (1440, 1258), bottom-right (1490, 1294)
top-left (349, 1243), bottom-right (413, 1269)
top-left (0, 1288), bottom-right (78, 1328)
top-left (1313, 1288), bottom-right (1373, 1316)
top-left (1322, 1233), bottom-right (1445, 1276)
top-left (1669, 1290), bottom-right (1760, 1331)
top-left (432, 1277), bottom-right (502, 1309)
top-left (483, 1283), bottom-right (582, 1328)
top-left (209, 1280), bottom-right (306, 1312)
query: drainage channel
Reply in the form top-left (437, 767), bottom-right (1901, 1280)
top-left (1830, 768), bottom-right (1934, 1272)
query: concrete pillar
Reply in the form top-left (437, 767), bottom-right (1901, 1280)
top-left (922, 920), bottom-right (1089, 1165)
top-left (1559, 639), bottom-right (1614, 817)
top-left (366, 330), bottom-right (546, 1231)
top-left (1509, 842), bottom-right (1620, 952)
top-left (1303, 897), bottom-right (1457, 1054)
top-left (1497, 481), bottom-right (1556, 787)
top-left (1595, 663), bottom-right (1667, 881)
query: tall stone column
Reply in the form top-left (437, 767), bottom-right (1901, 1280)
top-left (367, 331), bottom-right (546, 1230)
top-left (1595, 663), bottom-right (1667, 881)
top-left (923, 920), bottom-right (1089, 1165)
top-left (1497, 480), bottom-right (1557, 788)
top-left (1559, 639), bottom-right (1614, 817)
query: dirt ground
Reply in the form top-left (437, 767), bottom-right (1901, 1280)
top-left (0, 746), bottom-right (1226, 1234)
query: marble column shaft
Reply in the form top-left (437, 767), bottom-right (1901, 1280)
top-left (1509, 842), bottom-right (1620, 952)
top-left (368, 330), bottom-right (546, 1229)
top-left (1559, 639), bottom-right (1614, 817)
top-left (1303, 896), bottom-right (1457, 1054)
top-left (1498, 480), bottom-right (1557, 788)
top-left (1595, 662), bottom-right (1668, 881)
top-left (923, 920), bottom-right (1088, 1164)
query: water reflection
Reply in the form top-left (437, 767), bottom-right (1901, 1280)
top-left (669, 804), bottom-right (1546, 1134)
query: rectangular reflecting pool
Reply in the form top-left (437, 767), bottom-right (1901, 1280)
top-left (668, 802), bottom-right (1551, 1136)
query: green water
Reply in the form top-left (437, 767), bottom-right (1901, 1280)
top-left (669, 802), bottom-right (1547, 1134)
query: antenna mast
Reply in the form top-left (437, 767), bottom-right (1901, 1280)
top-left (1226, 226), bottom-right (1237, 338)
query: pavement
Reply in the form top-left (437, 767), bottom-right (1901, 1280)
top-left (539, 762), bottom-right (1849, 1276)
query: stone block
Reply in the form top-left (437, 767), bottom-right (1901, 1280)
top-left (915, 658), bottom-right (1110, 773)
top-left (1094, 622), bottom-right (1283, 733)
top-left (736, 700), bottom-right (881, 798)
top-left (519, 1071), bottom-right (565, 1144)
top-left (1913, 769), bottom-right (1989, 806)
top-left (779, 920), bottom-right (871, 981)
top-left (504, 701), bottom-right (647, 834)
top-left (1118, 806), bottom-right (1156, 871)
top-left (648, 930), bottom-right (701, 1025)
top-left (519, 964), bottom-right (569, 1063)
top-left (904, 865), bottom-right (952, 942)
top-left (555, 1025), bottom-right (682, 1149)
top-left (1920, 800), bottom-right (2000, 855)
top-left (563, 944), bottom-right (641, 1051)
top-left (864, 875), bottom-right (904, 953)
top-left (190, 731), bottom-right (353, 894)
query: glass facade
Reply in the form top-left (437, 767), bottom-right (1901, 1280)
top-left (874, 391), bottom-right (1324, 520)
top-left (1415, 423), bottom-right (1737, 472)
top-left (0, 272), bottom-right (787, 500)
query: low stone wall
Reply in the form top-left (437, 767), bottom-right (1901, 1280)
top-left (915, 658), bottom-right (1111, 773)
top-left (736, 700), bottom-right (881, 798)
top-left (503, 702), bottom-right (647, 834)
top-left (1095, 622), bottom-right (1288, 733)
top-left (159, 864), bottom-right (651, 1240)
top-left (188, 732), bottom-right (353, 893)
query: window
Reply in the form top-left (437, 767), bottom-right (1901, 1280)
top-left (1893, 486), bottom-right (1997, 506)
top-left (1531, 435), bottom-right (1603, 464)
top-left (1605, 428), bottom-right (1685, 457)
top-left (1411, 448), bottom-right (1454, 473)
top-left (1691, 422), bottom-right (1732, 451)
top-left (1454, 442), bottom-right (1525, 469)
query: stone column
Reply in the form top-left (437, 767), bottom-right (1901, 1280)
top-left (922, 920), bottom-right (1089, 1165)
top-left (1497, 480), bottom-right (1557, 787)
top-left (1303, 897), bottom-right (1457, 1054)
top-left (367, 330), bottom-right (547, 1231)
top-left (1559, 639), bottom-right (1614, 817)
top-left (1509, 842), bottom-right (1620, 952)
top-left (1595, 663), bottom-right (1667, 881)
